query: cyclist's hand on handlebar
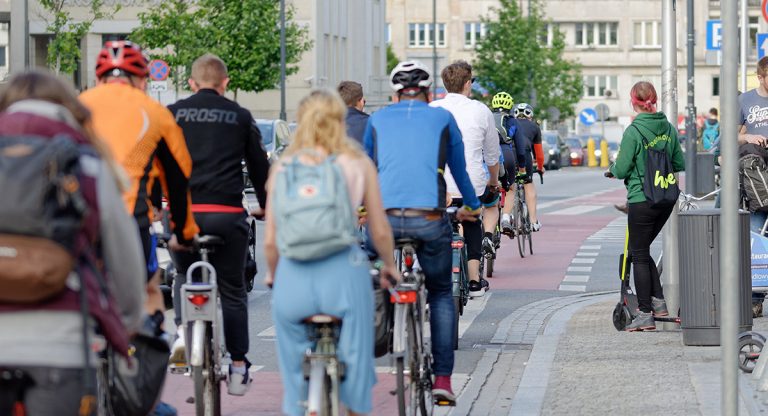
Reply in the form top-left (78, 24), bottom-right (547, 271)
top-left (604, 170), bottom-right (615, 178)
top-left (456, 206), bottom-right (481, 222)
top-left (249, 207), bottom-right (265, 220)
top-left (379, 264), bottom-right (401, 289)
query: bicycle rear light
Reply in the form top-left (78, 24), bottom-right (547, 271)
top-left (187, 293), bottom-right (210, 307)
top-left (404, 255), bottom-right (414, 268)
top-left (452, 266), bottom-right (460, 273)
top-left (390, 290), bottom-right (417, 304)
top-left (451, 241), bottom-right (464, 249)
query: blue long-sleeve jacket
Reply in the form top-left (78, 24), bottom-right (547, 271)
top-left (363, 100), bottom-right (481, 210)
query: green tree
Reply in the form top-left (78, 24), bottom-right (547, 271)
top-left (473, 0), bottom-right (582, 121)
top-left (38, 0), bottom-right (117, 75)
top-left (386, 44), bottom-right (399, 74)
top-left (131, 0), bottom-right (311, 98)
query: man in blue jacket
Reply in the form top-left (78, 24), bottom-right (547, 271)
top-left (364, 60), bottom-right (480, 406)
top-left (338, 81), bottom-right (369, 144)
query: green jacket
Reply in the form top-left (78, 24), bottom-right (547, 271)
top-left (609, 112), bottom-right (686, 203)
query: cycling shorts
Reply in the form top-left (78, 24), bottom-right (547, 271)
top-left (479, 186), bottom-right (501, 208)
top-left (450, 198), bottom-right (482, 261)
top-left (519, 151), bottom-right (534, 185)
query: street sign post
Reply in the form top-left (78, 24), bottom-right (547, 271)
top-left (148, 59), bottom-right (170, 81)
top-left (706, 19), bottom-right (722, 51)
top-left (758, 33), bottom-right (768, 60)
top-left (579, 108), bottom-right (597, 126)
top-left (595, 103), bottom-right (610, 142)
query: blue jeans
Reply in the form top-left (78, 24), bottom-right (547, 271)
top-left (387, 214), bottom-right (454, 376)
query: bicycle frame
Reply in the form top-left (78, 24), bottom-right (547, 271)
top-left (304, 320), bottom-right (343, 416)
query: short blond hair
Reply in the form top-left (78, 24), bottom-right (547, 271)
top-left (191, 53), bottom-right (228, 88)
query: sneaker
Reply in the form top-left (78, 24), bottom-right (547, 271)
top-left (531, 221), bottom-right (542, 232)
top-left (228, 364), bottom-right (251, 396)
top-left (432, 375), bottom-right (456, 406)
top-left (469, 280), bottom-right (485, 298)
top-left (651, 296), bottom-right (668, 317)
top-left (482, 236), bottom-right (495, 257)
top-left (168, 325), bottom-right (186, 366)
top-left (480, 277), bottom-right (490, 291)
top-left (501, 218), bottom-right (514, 235)
top-left (625, 311), bottom-right (656, 332)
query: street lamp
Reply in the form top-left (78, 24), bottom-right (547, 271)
top-left (279, 0), bottom-right (287, 121)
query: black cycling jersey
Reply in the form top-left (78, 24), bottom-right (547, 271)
top-left (513, 118), bottom-right (541, 150)
top-left (168, 89), bottom-right (269, 208)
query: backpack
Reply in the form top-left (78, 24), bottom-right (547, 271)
top-left (702, 121), bottom-right (720, 151)
top-left (273, 152), bottom-right (358, 261)
top-left (494, 112), bottom-right (516, 144)
top-left (740, 153), bottom-right (768, 212)
top-left (0, 135), bottom-right (87, 302)
top-left (632, 125), bottom-right (680, 208)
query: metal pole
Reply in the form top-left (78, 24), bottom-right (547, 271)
top-left (741, 0), bottom-right (748, 93)
top-left (279, 0), bottom-right (287, 121)
top-left (432, 0), bottom-right (437, 96)
top-left (720, 0), bottom-right (740, 412)
top-left (685, 0), bottom-right (697, 195)
top-left (661, 0), bottom-right (680, 333)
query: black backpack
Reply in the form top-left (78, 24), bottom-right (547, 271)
top-left (632, 125), bottom-right (680, 208)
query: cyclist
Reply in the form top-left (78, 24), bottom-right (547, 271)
top-left (0, 71), bottom-right (144, 415)
top-left (80, 41), bottom-right (199, 317)
top-left (264, 90), bottom-right (399, 416)
top-left (491, 92), bottom-right (528, 234)
top-left (430, 60), bottom-right (500, 296)
top-left (512, 102), bottom-right (545, 231)
top-left (166, 54), bottom-right (270, 395)
top-left (364, 60), bottom-right (481, 405)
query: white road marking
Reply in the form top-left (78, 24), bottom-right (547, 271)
top-left (257, 326), bottom-right (276, 337)
top-left (571, 258), bottom-right (596, 264)
top-left (580, 245), bottom-right (601, 250)
top-left (576, 251), bottom-right (599, 257)
top-left (538, 187), bottom-right (619, 210)
top-left (567, 266), bottom-right (592, 272)
top-left (249, 365), bottom-right (264, 373)
top-left (458, 292), bottom-right (492, 338)
top-left (558, 284), bottom-right (586, 292)
top-left (547, 205), bottom-right (603, 216)
top-left (563, 275), bottom-right (590, 283)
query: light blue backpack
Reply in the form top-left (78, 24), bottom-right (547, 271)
top-left (273, 153), bottom-right (358, 261)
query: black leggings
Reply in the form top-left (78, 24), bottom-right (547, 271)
top-left (628, 201), bottom-right (674, 313)
top-left (173, 211), bottom-right (250, 361)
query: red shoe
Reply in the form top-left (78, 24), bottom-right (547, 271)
top-left (432, 375), bottom-right (456, 406)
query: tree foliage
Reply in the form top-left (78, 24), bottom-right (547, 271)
top-left (386, 44), bottom-right (399, 74)
top-left (473, 0), bottom-right (582, 121)
top-left (38, 0), bottom-right (117, 75)
top-left (131, 0), bottom-right (312, 96)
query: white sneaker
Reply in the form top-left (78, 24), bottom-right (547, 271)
top-left (532, 221), bottom-right (542, 232)
top-left (169, 325), bottom-right (186, 366)
top-left (501, 218), bottom-right (513, 235)
top-left (228, 366), bottom-right (251, 396)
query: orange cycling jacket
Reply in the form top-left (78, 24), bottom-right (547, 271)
top-left (80, 83), bottom-right (199, 242)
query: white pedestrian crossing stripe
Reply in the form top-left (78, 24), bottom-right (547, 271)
top-left (563, 275), bottom-right (590, 283)
top-left (571, 258), bottom-right (596, 264)
top-left (558, 284), bottom-right (586, 292)
top-left (547, 205), bottom-right (603, 216)
top-left (567, 266), bottom-right (592, 272)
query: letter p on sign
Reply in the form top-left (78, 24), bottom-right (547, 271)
top-left (707, 20), bottom-right (722, 51)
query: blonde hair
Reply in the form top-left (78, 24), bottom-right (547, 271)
top-left (191, 53), bottom-right (228, 88)
top-left (284, 89), bottom-right (362, 157)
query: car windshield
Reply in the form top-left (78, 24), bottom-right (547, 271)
top-left (566, 138), bottom-right (582, 148)
top-left (543, 135), bottom-right (557, 145)
top-left (256, 121), bottom-right (274, 145)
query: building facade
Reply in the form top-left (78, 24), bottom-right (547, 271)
top-left (386, 0), bottom-right (763, 139)
top-left (8, 0), bottom-right (388, 120)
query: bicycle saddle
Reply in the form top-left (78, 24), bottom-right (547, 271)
top-left (303, 314), bottom-right (342, 324)
top-left (395, 238), bottom-right (419, 248)
top-left (196, 235), bottom-right (225, 247)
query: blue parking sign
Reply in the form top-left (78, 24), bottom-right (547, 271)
top-left (706, 20), bottom-right (722, 51)
top-left (759, 33), bottom-right (768, 60)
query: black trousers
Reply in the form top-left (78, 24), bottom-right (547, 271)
top-left (173, 211), bottom-right (250, 361)
top-left (628, 201), bottom-right (674, 313)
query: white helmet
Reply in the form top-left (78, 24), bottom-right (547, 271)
top-left (514, 103), bottom-right (534, 119)
top-left (389, 60), bottom-right (433, 94)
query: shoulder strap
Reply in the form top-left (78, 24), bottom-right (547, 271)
top-left (631, 124), bottom-right (652, 147)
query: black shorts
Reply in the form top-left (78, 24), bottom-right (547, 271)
top-left (520, 151), bottom-right (534, 184)
top-left (479, 186), bottom-right (501, 207)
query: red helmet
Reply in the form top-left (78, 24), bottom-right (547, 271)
top-left (95, 41), bottom-right (148, 79)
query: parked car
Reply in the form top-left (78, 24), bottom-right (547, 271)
top-left (565, 137), bottom-right (586, 166)
top-left (541, 131), bottom-right (570, 170)
top-left (255, 118), bottom-right (291, 162)
top-left (593, 139), bottom-right (619, 165)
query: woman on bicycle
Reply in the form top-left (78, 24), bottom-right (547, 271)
top-left (0, 71), bottom-right (145, 414)
top-left (264, 89), bottom-right (399, 416)
top-left (609, 81), bottom-right (685, 331)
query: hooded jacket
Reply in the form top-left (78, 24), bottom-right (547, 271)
top-left (610, 112), bottom-right (685, 203)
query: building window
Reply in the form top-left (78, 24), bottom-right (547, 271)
top-left (575, 22), bottom-right (618, 47)
top-left (464, 22), bottom-right (486, 48)
top-left (583, 75), bottom-right (618, 98)
top-left (0, 46), bottom-right (6, 67)
top-left (102, 34), bottom-right (128, 44)
top-left (408, 23), bottom-right (446, 48)
top-left (633, 21), bottom-right (661, 48)
top-left (713, 76), bottom-right (720, 97)
top-left (749, 16), bottom-right (759, 55)
top-left (539, 23), bottom-right (559, 47)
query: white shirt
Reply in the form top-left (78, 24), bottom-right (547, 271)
top-left (430, 93), bottom-right (500, 197)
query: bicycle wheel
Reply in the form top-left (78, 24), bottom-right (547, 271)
top-left (306, 358), bottom-right (331, 416)
top-left (452, 296), bottom-right (460, 350)
top-left (193, 324), bottom-right (221, 416)
top-left (515, 200), bottom-right (526, 258)
top-left (395, 356), bottom-right (407, 416)
top-left (409, 308), bottom-right (433, 416)
top-left (527, 227), bottom-right (533, 255)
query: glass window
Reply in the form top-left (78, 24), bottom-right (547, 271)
top-left (713, 76), bottom-right (720, 96)
top-left (633, 21), bottom-right (660, 48)
top-left (464, 22), bottom-right (485, 48)
top-left (0, 46), bottom-right (6, 67)
top-left (598, 23), bottom-right (606, 45)
top-left (409, 23), bottom-right (417, 47)
top-left (609, 22), bottom-right (618, 45)
top-left (409, 23), bottom-right (447, 48)
top-left (583, 75), bottom-right (617, 98)
top-left (576, 23), bottom-right (583, 45)
top-left (465, 23), bottom-right (473, 47)
top-left (576, 22), bottom-right (618, 47)
top-left (586, 23), bottom-right (594, 45)
top-left (420, 24), bottom-right (427, 46)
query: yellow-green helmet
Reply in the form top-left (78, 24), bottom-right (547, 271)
top-left (491, 92), bottom-right (514, 110)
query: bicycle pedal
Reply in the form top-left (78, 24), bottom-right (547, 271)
top-left (168, 364), bottom-right (189, 375)
top-left (435, 399), bottom-right (456, 407)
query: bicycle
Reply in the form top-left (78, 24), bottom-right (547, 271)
top-left (485, 187), bottom-right (505, 278)
top-left (390, 239), bottom-right (435, 415)
top-left (448, 207), bottom-right (470, 351)
top-left (178, 235), bottom-right (228, 416)
top-left (513, 171), bottom-right (543, 258)
top-left (301, 313), bottom-right (345, 416)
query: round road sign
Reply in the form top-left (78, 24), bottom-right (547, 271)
top-left (149, 59), bottom-right (170, 81)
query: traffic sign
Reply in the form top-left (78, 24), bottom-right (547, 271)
top-left (579, 108), bottom-right (597, 126)
top-left (758, 33), bottom-right (768, 60)
top-left (148, 59), bottom-right (170, 81)
top-left (706, 20), bottom-right (722, 51)
top-left (149, 80), bottom-right (168, 92)
top-left (595, 103), bottom-right (610, 122)
top-left (763, 0), bottom-right (768, 23)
